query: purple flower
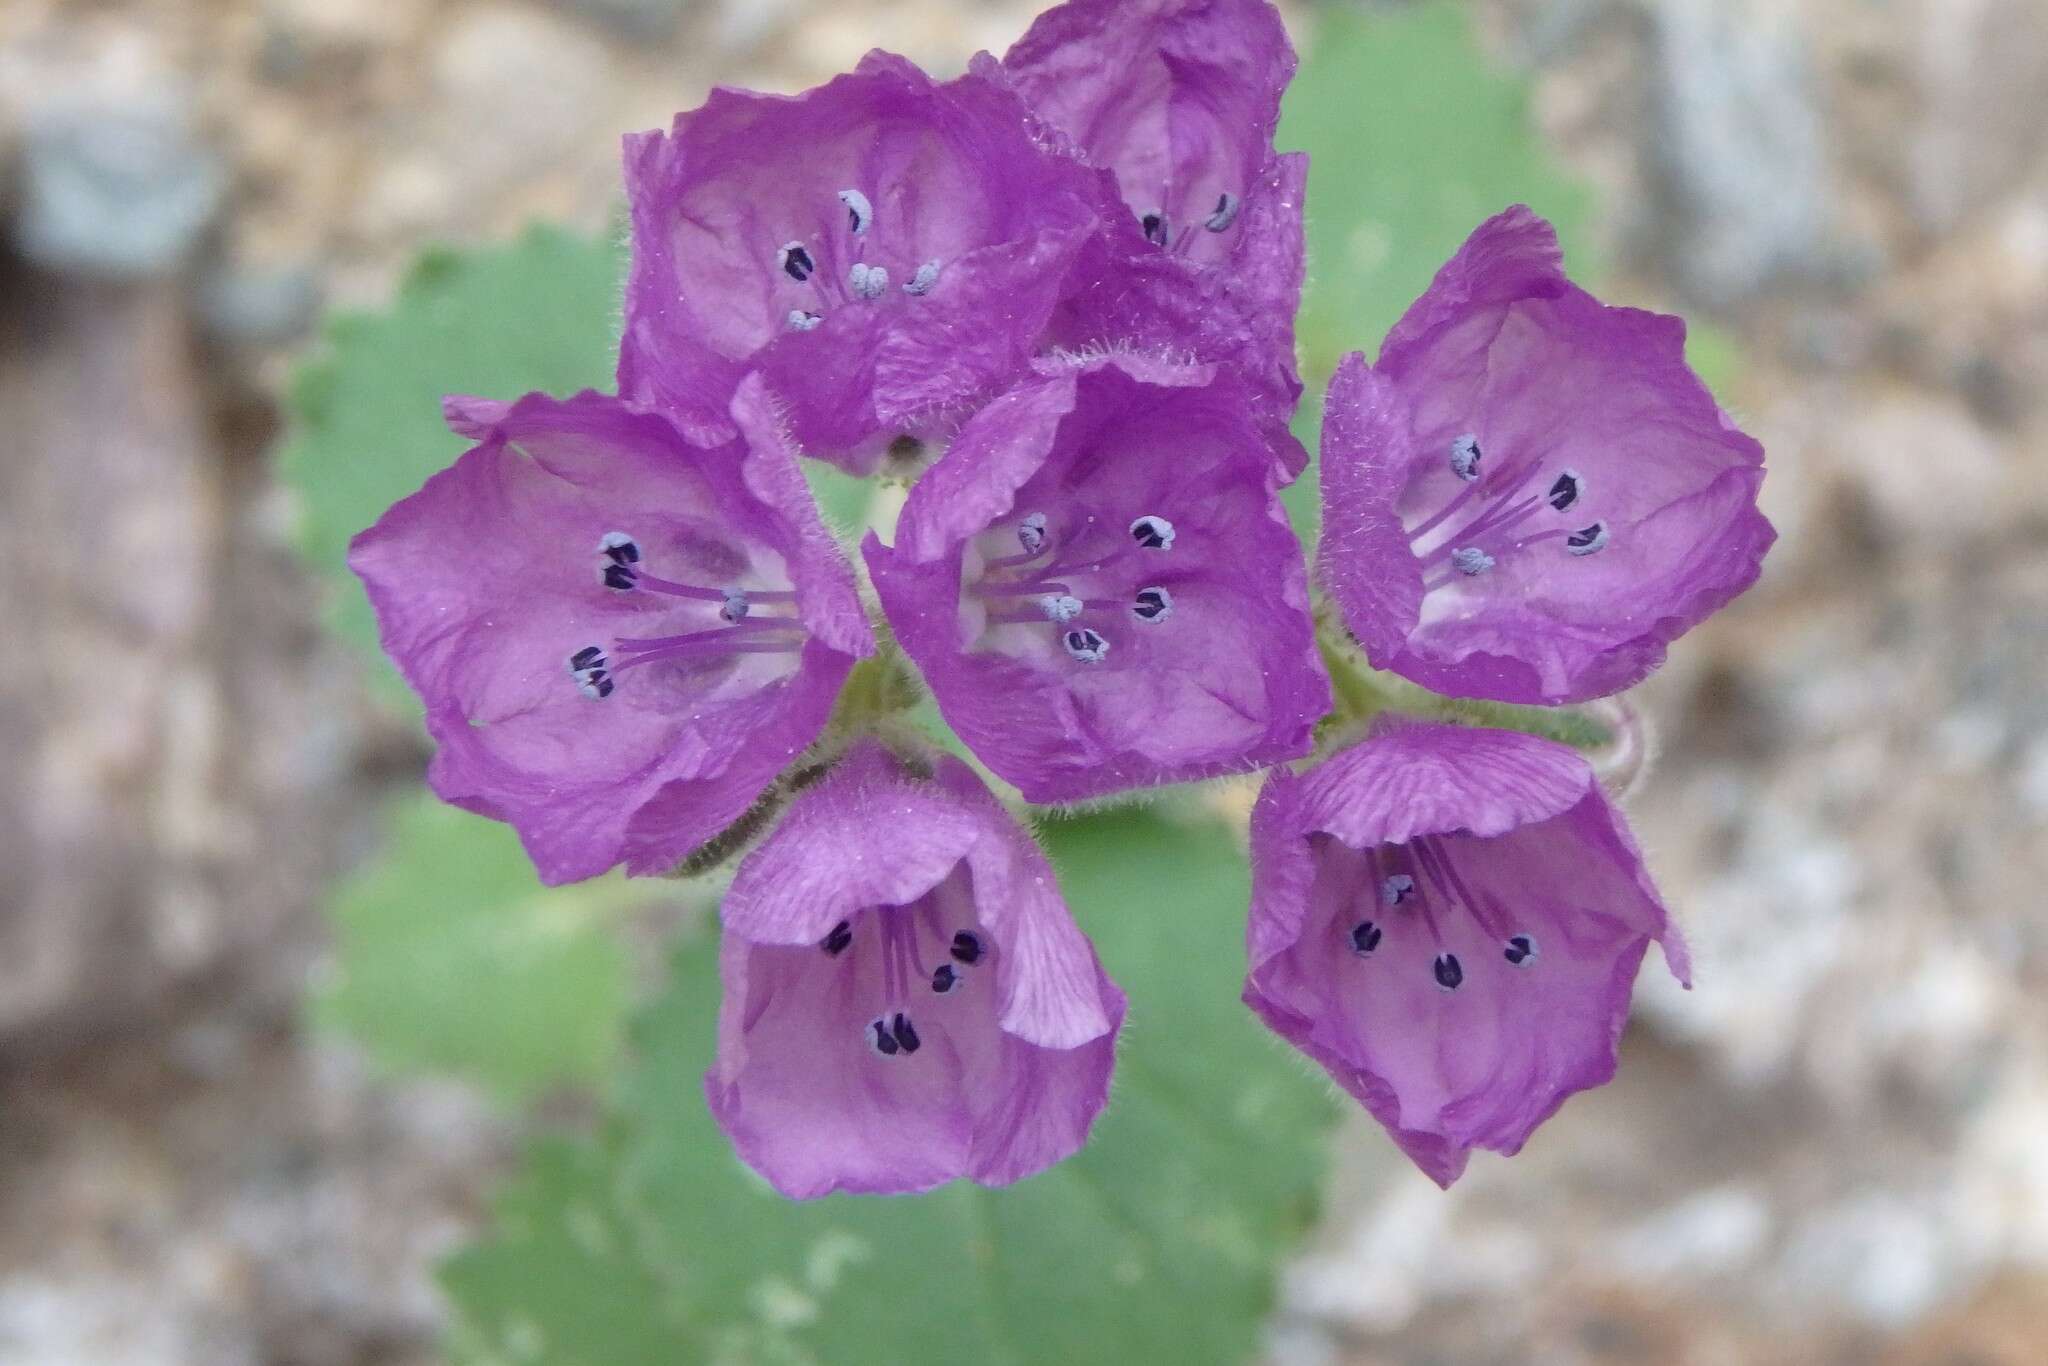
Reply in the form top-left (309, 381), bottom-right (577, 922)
top-left (708, 740), bottom-right (1125, 1199)
top-left (1319, 207), bottom-right (1775, 704)
top-left (347, 379), bottom-right (872, 886)
top-left (864, 354), bottom-right (1329, 804)
top-left (1243, 720), bottom-right (1690, 1187)
top-left (1003, 0), bottom-right (1294, 271)
top-left (1002, 0), bottom-right (1308, 473)
top-left (618, 51), bottom-right (1128, 471)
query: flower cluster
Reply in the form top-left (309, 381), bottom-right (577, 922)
top-left (350, 0), bottom-right (1771, 1198)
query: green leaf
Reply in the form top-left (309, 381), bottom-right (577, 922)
top-left (441, 1140), bottom-right (691, 1366)
top-left (313, 794), bottom-right (636, 1103)
top-left (280, 225), bottom-right (626, 673)
top-left (1685, 319), bottom-right (1745, 401)
top-left (1278, 1), bottom-right (1595, 537)
top-left (443, 806), bottom-right (1335, 1365)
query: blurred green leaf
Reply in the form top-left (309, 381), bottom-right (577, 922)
top-left (313, 795), bottom-right (636, 1103)
top-left (1684, 320), bottom-right (1745, 400)
top-left (1279, 1), bottom-right (1595, 536)
top-left (442, 806), bottom-right (1334, 1365)
top-left (440, 1139), bottom-right (690, 1363)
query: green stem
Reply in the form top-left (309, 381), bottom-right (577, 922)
top-left (1317, 633), bottom-right (1392, 728)
top-left (1313, 625), bottom-right (1619, 753)
top-left (826, 647), bottom-right (923, 738)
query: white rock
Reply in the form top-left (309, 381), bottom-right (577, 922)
top-left (1604, 1186), bottom-right (1773, 1281)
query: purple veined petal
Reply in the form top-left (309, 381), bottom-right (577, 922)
top-left (1216, 148), bottom-right (1309, 467)
top-left (618, 51), bottom-right (1126, 473)
top-left (1001, 0), bottom-right (1295, 272)
top-left (708, 741), bottom-right (1125, 1199)
top-left (1318, 206), bottom-right (1776, 705)
top-left (347, 380), bottom-right (873, 886)
top-left (1000, 0), bottom-right (1309, 476)
top-left (1244, 720), bottom-right (1690, 1188)
top-left (864, 354), bottom-right (1329, 804)
top-left (1041, 157), bottom-right (1308, 480)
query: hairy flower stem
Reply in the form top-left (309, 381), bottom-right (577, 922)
top-left (1317, 634), bottom-right (1393, 734)
top-left (1316, 624), bottom-right (1623, 757)
top-left (825, 648), bottom-right (925, 739)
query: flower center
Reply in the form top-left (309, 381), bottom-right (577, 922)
top-left (1140, 190), bottom-right (1243, 255)
top-left (1407, 433), bottom-right (1610, 591)
top-left (817, 910), bottom-right (988, 1063)
top-left (970, 509), bottom-right (1181, 665)
top-left (773, 187), bottom-right (945, 332)
top-left (565, 532), bottom-right (806, 700)
top-left (1344, 836), bottom-right (1539, 992)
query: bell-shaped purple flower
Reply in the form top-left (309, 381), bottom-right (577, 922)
top-left (1003, 0), bottom-right (1294, 273)
top-left (1001, 0), bottom-right (1308, 473)
top-left (1319, 206), bottom-right (1775, 704)
top-left (347, 379), bottom-right (873, 885)
top-left (709, 740), bottom-right (1125, 1199)
top-left (618, 51), bottom-right (1128, 471)
top-left (864, 354), bottom-right (1329, 804)
top-left (1244, 720), bottom-right (1690, 1187)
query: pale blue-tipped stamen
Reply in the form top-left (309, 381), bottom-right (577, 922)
top-left (838, 188), bottom-right (873, 235)
top-left (849, 263), bottom-right (888, 299)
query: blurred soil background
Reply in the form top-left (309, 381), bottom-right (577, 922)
top-left (2, 0), bottom-right (2045, 1363)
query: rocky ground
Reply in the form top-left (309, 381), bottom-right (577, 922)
top-left (1, 1), bottom-right (2043, 1363)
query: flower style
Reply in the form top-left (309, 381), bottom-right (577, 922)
top-left (864, 353), bottom-right (1329, 803)
top-left (1002, 0), bottom-right (1309, 471)
top-left (618, 51), bottom-right (1132, 470)
top-left (1243, 720), bottom-right (1690, 1187)
top-left (1318, 206), bottom-right (1775, 704)
top-left (347, 379), bottom-right (872, 885)
top-left (708, 740), bottom-right (1125, 1198)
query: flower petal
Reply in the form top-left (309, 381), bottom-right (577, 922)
top-left (619, 52), bottom-right (1120, 470)
top-left (348, 390), bottom-right (868, 884)
top-left (709, 742), bottom-right (1124, 1198)
top-left (1245, 723), bottom-right (1687, 1186)
top-left (1002, 0), bottom-right (1295, 270)
top-left (867, 356), bottom-right (1327, 802)
top-left (1002, 0), bottom-right (1308, 474)
top-left (1318, 206), bottom-right (1774, 704)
